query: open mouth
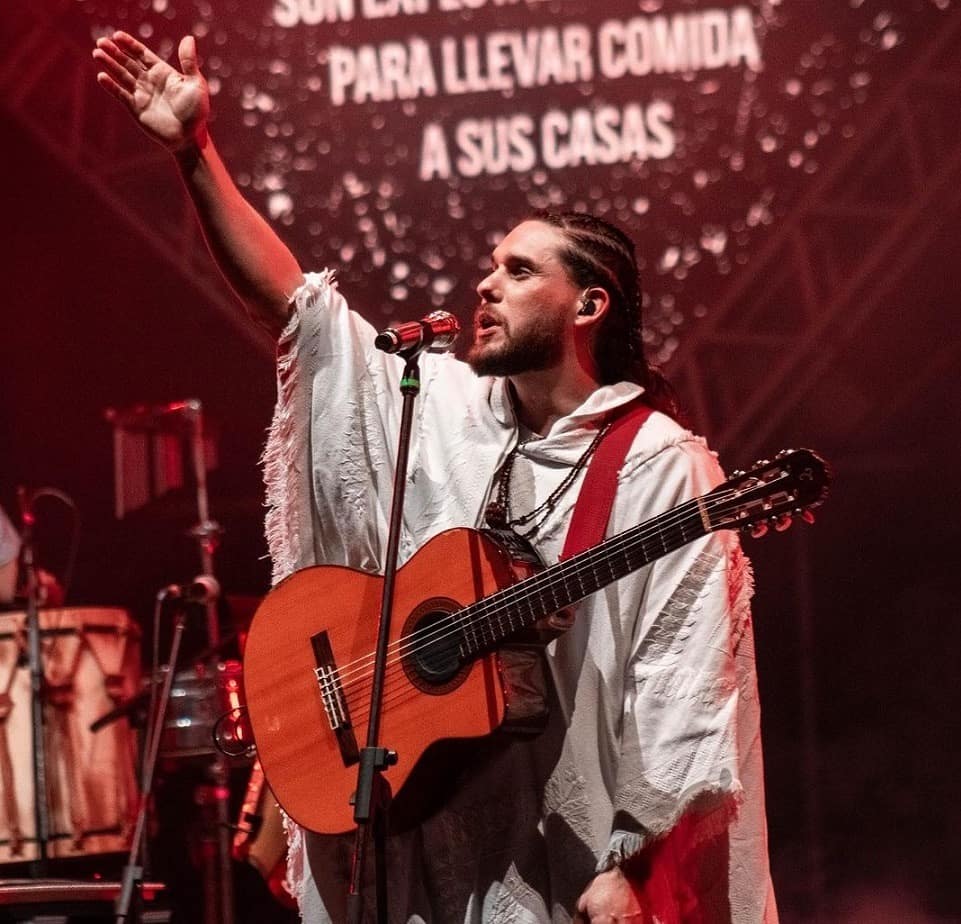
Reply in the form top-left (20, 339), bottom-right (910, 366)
top-left (476, 308), bottom-right (501, 332)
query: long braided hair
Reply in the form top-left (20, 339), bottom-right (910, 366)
top-left (529, 210), bottom-right (681, 421)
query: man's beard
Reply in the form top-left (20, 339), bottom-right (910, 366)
top-left (466, 315), bottom-right (565, 377)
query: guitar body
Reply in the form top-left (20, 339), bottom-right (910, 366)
top-left (242, 527), bottom-right (525, 835)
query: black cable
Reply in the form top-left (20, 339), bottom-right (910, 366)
top-left (28, 487), bottom-right (81, 602)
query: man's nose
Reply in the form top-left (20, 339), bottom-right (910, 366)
top-left (476, 270), bottom-right (499, 302)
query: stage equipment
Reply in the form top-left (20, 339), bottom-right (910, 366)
top-left (104, 399), bottom-right (222, 648)
top-left (232, 760), bottom-right (295, 910)
top-left (248, 323), bottom-right (472, 919)
top-left (114, 586), bottom-right (186, 923)
top-left (105, 399), bottom-right (233, 924)
top-left (161, 659), bottom-right (245, 760)
top-left (0, 607), bottom-right (140, 864)
top-left (0, 877), bottom-right (166, 920)
top-left (14, 485), bottom-right (49, 874)
top-left (374, 310), bottom-right (460, 354)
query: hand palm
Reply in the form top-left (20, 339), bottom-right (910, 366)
top-left (134, 64), bottom-right (206, 145)
top-left (94, 32), bottom-right (209, 150)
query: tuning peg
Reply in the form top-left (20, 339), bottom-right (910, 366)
top-left (752, 459), bottom-right (771, 470)
top-left (775, 448), bottom-right (794, 458)
top-left (799, 509), bottom-right (815, 525)
top-left (749, 521), bottom-right (768, 539)
top-left (731, 469), bottom-right (746, 479)
top-left (774, 514), bottom-right (793, 532)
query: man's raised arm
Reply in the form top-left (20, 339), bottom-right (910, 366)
top-left (93, 31), bottom-right (304, 335)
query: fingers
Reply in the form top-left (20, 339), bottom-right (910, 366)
top-left (92, 44), bottom-right (137, 93)
top-left (178, 35), bottom-right (199, 76)
top-left (94, 71), bottom-right (135, 107)
top-left (111, 30), bottom-right (161, 69)
top-left (93, 35), bottom-right (147, 84)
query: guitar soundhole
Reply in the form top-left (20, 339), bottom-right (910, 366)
top-left (401, 599), bottom-right (470, 694)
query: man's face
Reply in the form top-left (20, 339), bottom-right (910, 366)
top-left (466, 221), bottom-right (581, 377)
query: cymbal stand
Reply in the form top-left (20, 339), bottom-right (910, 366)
top-left (17, 489), bottom-right (50, 876)
top-left (182, 399), bottom-right (223, 649)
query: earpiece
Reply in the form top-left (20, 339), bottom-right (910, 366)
top-left (577, 298), bottom-right (596, 317)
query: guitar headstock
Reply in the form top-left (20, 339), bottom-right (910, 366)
top-left (706, 449), bottom-right (831, 538)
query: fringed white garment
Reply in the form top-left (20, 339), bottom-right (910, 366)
top-left (261, 272), bottom-right (778, 923)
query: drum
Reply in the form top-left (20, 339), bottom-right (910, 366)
top-left (0, 607), bottom-right (140, 862)
top-left (161, 659), bottom-right (245, 759)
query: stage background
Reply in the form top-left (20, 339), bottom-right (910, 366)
top-left (1, 1), bottom-right (959, 920)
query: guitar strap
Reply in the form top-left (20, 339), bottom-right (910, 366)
top-left (498, 399), bottom-right (654, 735)
top-left (560, 400), bottom-right (654, 559)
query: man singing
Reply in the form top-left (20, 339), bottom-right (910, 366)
top-left (94, 31), bottom-right (778, 923)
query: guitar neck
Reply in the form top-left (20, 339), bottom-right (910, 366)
top-left (458, 496), bottom-right (711, 657)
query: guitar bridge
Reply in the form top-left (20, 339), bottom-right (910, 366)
top-left (311, 631), bottom-right (359, 767)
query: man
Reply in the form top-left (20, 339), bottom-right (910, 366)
top-left (93, 31), bottom-right (777, 922)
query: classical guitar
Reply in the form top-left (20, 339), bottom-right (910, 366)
top-left (242, 449), bottom-right (829, 835)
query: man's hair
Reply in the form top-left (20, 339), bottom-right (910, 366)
top-left (528, 210), bottom-right (680, 420)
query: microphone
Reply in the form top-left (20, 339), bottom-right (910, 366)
top-left (161, 574), bottom-right (221, 605)
top-left (374, 311), bottom-right (460, 355)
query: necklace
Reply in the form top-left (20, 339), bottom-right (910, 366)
top-left (484, 421), bottom-right (613, 536)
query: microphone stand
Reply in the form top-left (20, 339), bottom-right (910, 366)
top-left (104, 398), bottom-right (231, 924)
top-left (18, 490), bottom-right (50, 876)
top-left (115, 588), bottom-right (187, 923)
top-left (346, 347), bottom-right (425, 924)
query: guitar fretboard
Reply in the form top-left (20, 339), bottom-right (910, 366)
top-left (457, 496), bottom-right (709, 657)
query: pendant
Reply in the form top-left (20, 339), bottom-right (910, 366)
top-left (484, 501), bottom-right (507, 529)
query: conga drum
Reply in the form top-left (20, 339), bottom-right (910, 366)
top-left (0, 607), bottom-right (140, 862)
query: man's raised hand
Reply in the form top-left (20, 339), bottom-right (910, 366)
top-left (92, 31), bottom-right (210, 152)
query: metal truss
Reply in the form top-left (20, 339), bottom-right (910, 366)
top-left (0, 0), bottom-right (273, 357)
top-left (669, 8), bottom-right (961, 459)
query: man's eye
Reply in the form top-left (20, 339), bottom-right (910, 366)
top-left (511, 266), bottom-right (532, 277)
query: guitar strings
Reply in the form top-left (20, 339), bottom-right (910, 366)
top-left (335, 492), bottom-right (738, 724)
top-left (335, 481), bottom-right (795, 727)
top-left (326, 481), bottom-right (773, 696)
top-left (323, 486), bottom-right (737, 691)
top-left (322, 480), bottom-right (782, 706)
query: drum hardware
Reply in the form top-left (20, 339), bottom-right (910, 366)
top-left (90, 688), bottom-right (150, 734)
top-left (213, 705), bottom-right (255, 760)
top-left (160, 660), bottom-right (251, 761)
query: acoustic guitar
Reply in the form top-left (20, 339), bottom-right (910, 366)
top-left (242, 448), bottom-right (829, 834)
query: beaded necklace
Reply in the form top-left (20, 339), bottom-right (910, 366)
top-left (484, 421), bottom-right (613, 536)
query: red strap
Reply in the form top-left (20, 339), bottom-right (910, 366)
top-left (560, 401), bottom-right (654, 559)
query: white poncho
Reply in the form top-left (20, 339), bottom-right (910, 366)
top-left (262, 272), bottom-right (778, 923)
